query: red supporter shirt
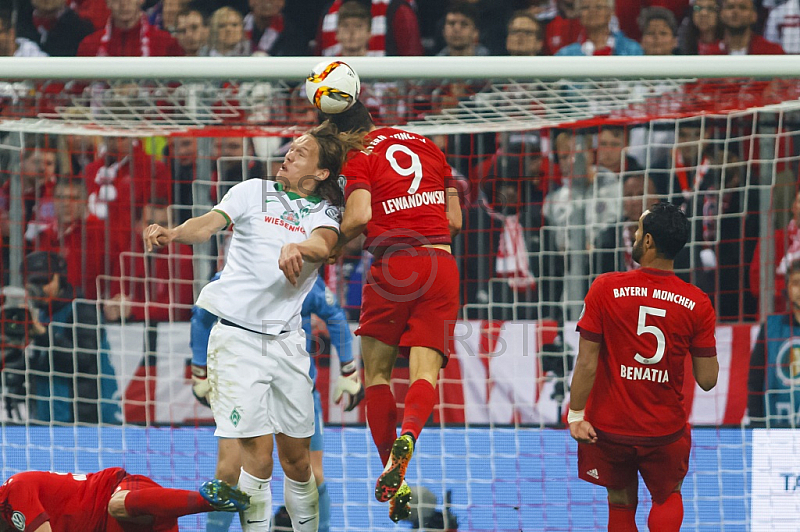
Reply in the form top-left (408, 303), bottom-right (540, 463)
top-left (0, 468), bottom-right (126, 532)
top-left (35, 215), bottom-right (121, 299)
top-left (544, 16), bottom-right (583, 55)
top-left (343, 127), bottom-right (454, 252)
top-left (77, 19), bottom-right (183, 57)
top-left (576, 268), bottom-right (717, 445)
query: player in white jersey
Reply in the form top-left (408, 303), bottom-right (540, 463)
top-left (143, 121), bottom-right (364, 532)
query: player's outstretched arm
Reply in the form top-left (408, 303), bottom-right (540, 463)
top-left (143, 211), bottom-right (228, 252)
top-left (280, 227), bottom-right (339, 285)
top-left (692, 355), bottom-right (719, 391)
top-left (568, 336), bottom-right (601, 444)
top-left (32, 524), bottom-right (52, 532)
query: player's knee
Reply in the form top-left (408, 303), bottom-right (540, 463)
top-left (108, 490), bottom-right (130, 519)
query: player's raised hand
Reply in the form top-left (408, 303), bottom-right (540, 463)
top-left (143, 224), bottom-right (172, 252)
top-left (279, 243), bottom-right (304, 286)
top-left (569, 420), bottom-right (598, 444)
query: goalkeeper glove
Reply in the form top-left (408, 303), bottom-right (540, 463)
top-left (191, 364), bottom-right (211, 408)
top-left (333, 361), bottom-right (364, 412)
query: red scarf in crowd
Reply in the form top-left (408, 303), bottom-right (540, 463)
top-left (244, 13), bottom-right (284, 54)
top-left (481, 198), bottom-right (536, 292)
top-left (319, 0), bottom-right (390, 56)
top-left (97, 14), bottom-right (151, 57)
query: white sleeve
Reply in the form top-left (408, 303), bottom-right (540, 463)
top-left (213, 180), bottom-right (256, 226)
top-left (304, 202), bottom-right (341, 235)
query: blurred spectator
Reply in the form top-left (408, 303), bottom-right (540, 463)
top-left (244, 0), bottom-right (308, 56)
top-left (317, 0), bottom-right (424, 56)
top-left (638, 6), bottom-right (678, 54)
top-left (167, 137), bottom-right (196, 224)
top-left (544, 0), bottom-right (583, 54)
top-left (649, 119), bottom-right (712, 199)
top-left (69, 0), bottom-right (110, 30)
top-left (542, 130), bottom-right (621, 319)
top-left (593, 174), bottom-right (660, 274)
top-left (1, 145), bottom-right (60, 241)
top-left (437, 2), bottom-right (489, 56)
top-left (336, 0), bottom-right (370, 56)
top-left (21, 250), bottom-right (120, 424)
top-left (595, 126), bottom-right (642, 175)
top-left (16, 0), bottom-right (94, 56)
top-left (764, 0), bottom-right (800, 53)
top-left (719, 0), bottom-right (785, 53)
top-left (147, 0), bottom-right (190, 31)
top-left (34, 178), bottom-right (120, 300)
top-left (505, 10), bottom-right (544, 55)
top-left (104, 201), bottom-right (194, 324)
top-left (77, 0), bottom-right (184, 56)
top-left (0, 10), bottom-right (46, 56)
top-left (82, 137), bottom-right (171, 254)
top-left (174, 7), bottom-right (209, 56)
top-left (748, 259), bottom-right (800, 428)
top-left (203, 6), bottom-right (250, 55)
top-left (677, 0), bottom-right (724, 54)
top-left (20, 145), bottom-right (62, 243)
top-left (464, 133), bottom-right (546, 319)
top-left (750, 188), bottom-right (800, 313)
top-left (212, 136), bottom-right (264, 201)
top-left (556, 0), bottom-right (643, 55)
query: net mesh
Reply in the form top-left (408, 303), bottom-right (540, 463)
top-left (0, 72), bottom-right (799, 531)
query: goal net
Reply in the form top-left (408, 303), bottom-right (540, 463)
top-left (1, 56), bottom-right (799, 531)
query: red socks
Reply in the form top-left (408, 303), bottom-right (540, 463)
top-left (608, 502), bottom-right (638, 532)
top-left (365, 384), bottom-right (398, 465)
top-left (400, 379), bottom-right (437, 442)
top-left (648, 492), bottom-right (683, 532)
top-left (124, 487), bottom-right (213, 518)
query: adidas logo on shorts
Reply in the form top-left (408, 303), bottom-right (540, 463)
top-left (586, 469), bottom-right (599, 479)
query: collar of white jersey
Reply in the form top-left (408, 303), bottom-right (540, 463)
top-left (274, 181), bottom-right (322, 204)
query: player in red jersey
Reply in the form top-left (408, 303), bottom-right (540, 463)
top-left (0, 467), bottom-right (249, 532)
top-left (569, 202), bottom-right (719, 532)
top-left (323, 102), bottom-right (462, 522)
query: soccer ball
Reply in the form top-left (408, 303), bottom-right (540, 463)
top-left (305, 60), bottom-right (360, 114)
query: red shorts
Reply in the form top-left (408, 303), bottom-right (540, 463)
top-left (106, 475), bottom-right (179, 532)
top-left (357, 247), bottom-right (459, 365)
top-left (577, 429), bottom-right (691, 504)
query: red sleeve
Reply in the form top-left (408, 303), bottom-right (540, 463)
top-left (77, 31), bottom-right (100, 57)
top-left (343, 152), bottom-right (372, 199)
top-left (390, 5), bottom-right (424, 56)
top-left (690, 295), bottom-right (717, 357)
top-left (2, 477), bottom-right (49, 532)
top-left (576, 276), bottom-right (604, 341)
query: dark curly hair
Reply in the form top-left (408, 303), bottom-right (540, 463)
top-left (305, 120), bottom-right (366, 207)
top-left (641, 201), bottom-right (690, 260)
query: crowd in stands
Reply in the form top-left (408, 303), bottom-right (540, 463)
top-left (0, 0), bottom-right (795, 60)
top-left (0, 0), bottom-right (797, 426)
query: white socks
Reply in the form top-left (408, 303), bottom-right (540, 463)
top-left (284, 473), bottom-right (319, 532)
top-left (238, 468), bottom-right (272, 532)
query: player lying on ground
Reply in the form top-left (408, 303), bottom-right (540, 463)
top-left (0, 467), bottom-right (248, 532)
top-left (569, 202), bottom-right (719, 532)
top-left (190, 273), bottom-right (363, 532)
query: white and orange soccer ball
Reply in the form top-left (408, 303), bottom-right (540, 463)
top-left (305, 60), bottom-right (361, 114)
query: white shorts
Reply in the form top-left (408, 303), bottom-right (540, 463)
top-left (206, 321), bottom-right (314, 439)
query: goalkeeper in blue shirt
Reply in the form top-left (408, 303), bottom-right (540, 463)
top-left (191, 273), bottom-right (363, 532)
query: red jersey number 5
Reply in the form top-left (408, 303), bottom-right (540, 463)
top-left (386, 144), bottom-right (423, 194)
top-left (635, 305), bottom-right (667, 365)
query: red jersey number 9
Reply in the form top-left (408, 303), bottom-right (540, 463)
top-left (634, 305), bottom-right (667, 365)
top-left (386, 144), bottom-right (423, 194)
